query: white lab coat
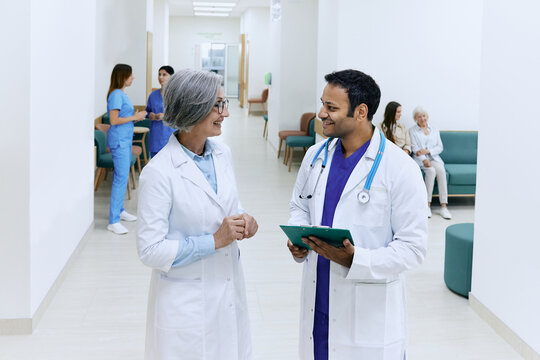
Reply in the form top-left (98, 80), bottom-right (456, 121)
top-left (289, 129), bottom-right (428, 360)
top-left (137, 134), bottom-right (251, 360)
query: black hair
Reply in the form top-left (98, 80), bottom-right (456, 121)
top-left (382, 101), bottom-right (402, 142)
top-left (159, 65), bottom-right (175, 75)
top-left (324, 69), bottom-right (381, 120)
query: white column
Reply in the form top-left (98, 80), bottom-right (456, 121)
top-left (267, 0), bottom-right (318, 150)
top-left (29, 0), bottom-right (96, 317)
top-left (0, 0), bottom-right (32, 329)
top-left (0, 0), bottom-right (97, 333)
top-left (472, 0), bottom-right (540, 355)
top-left (95, 0), bottom-right (148, 114)
top-left (152, 0), bottom-right (170, 88)
top-left (240, 7), bottom-right (270, 100)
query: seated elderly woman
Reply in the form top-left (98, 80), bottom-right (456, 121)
top-left (409, 106), bottom-right (452, 219)
top-left (136, 69), bottom-right (258, 360)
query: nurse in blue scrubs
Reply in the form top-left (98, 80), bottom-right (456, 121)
top-left (106, 64), bottom-right (147, 235)
top-left (146, 65), bottom-right (175, 158)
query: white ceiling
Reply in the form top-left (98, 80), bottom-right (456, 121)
top-left (168, 0), bottom-right (270, 17)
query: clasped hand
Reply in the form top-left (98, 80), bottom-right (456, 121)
top-left (287, 236), bottom-right (355, 268)
top-left (149, 112), bottom-right (164, 120)
top-left (214, 213), bottom-right (258, 249)
top-left (134, 111), bottom-right (147, 121)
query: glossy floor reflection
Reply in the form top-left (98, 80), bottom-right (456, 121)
top-left (0, 101), bottom-right (521, 359)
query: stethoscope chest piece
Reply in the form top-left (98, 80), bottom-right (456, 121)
top-left (358, 191), bottom-right (370, 204)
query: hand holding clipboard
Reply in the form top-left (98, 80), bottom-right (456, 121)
top-left (282, 225), bottom-right (355, 268)
top-left (280, 225), bottom-right (355, 250)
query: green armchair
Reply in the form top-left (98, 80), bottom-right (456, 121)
top-left (437, 131), bottom-right (478, 196)
top-left (284, 118), bottom-right (316, 172)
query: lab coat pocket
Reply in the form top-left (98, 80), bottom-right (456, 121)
top-left (353, 280), bottom-right (404, 346)
top-left (353, 187), bottom-right (388, 228)
top-left (155, 274), bottom-right (203, 331)
top-left (155, 327), bottom-right (204, 360)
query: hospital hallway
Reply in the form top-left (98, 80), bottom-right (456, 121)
top-left (0, 101), bottom-right (521, 360)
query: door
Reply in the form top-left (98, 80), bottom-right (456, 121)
top-left (225, 44), bottom-right (240, 98)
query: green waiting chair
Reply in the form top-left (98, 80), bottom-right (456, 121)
top-left (284, 118), bottom-right (316, 172)
top-left (94, 130), bottom-right (137, 200)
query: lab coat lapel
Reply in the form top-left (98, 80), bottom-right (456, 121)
top-left (341, 129), bottom-right (381, 197)
top-left (169, 135), bottom-right (221, 208)
top-left (211, 146), bottom-right (228, 209)
top-left (312, 139), bottom-right (338, 226)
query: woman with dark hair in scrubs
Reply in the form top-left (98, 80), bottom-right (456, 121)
top-left (106, 64), bottom-right (147, 235)
top-left (146, 65), bottom-right (175, 158)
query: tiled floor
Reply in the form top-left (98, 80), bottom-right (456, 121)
top-left (0, 101), bottom-right (522, 359)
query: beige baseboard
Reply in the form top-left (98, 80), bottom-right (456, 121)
top-left (470, 293), bottom-right (540, 360)
top-left (0, 222), bottom-right (95, 335)
top-left (249, 110), bottom-right (267, 116)
top-left (0, 318), bottom-right (32, 335)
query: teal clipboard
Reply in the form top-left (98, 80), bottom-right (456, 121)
top-left (280, 225), bottom-right (354, 250)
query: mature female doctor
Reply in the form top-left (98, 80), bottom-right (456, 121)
top-left (137, 69), bottom-right (258, 360)
top-left (287, 69), bottom-right (428, 360)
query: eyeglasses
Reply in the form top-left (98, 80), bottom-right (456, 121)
top-left (214, 99), bottom-right (229, 114)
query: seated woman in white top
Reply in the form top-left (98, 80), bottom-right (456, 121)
top-left (409, 106), bottom-right (452, 219)
top-left (379, 101), bottom-right (411, 154)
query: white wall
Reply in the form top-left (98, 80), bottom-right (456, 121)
top-left (317, 0), bottom-right (483, 131)
top-left (240, 7), bottom-right (270, 99)
top-left (472, 0), bottom-right (540, 354)
top-left (267, 7), bottom-right (282, 148)
top-left (152, 0), bottom-right (170, 88)
top-left (0, 0), bottom-right (32, 320)
top-left (169, 16), bottom-right (241, 71)
top-left (28, 0), bottom-right (96, 315)
top-left (267, 0), bottom-right (318, 150)
top-left (95, 0), bottom-right (148, 116)
top-left (0, 0), bottom-right (96, 321)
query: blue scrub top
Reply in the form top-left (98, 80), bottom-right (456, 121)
top-left (146, 89), bottom-right (175, 154)
top-left (313, 138), bottom-right (371, 360)
top-left (107, 89), bottom-right (134, 148)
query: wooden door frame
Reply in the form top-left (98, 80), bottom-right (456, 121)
top-left (146, 31), bottom-right (153, 101)
top-left (239, 34), bottom-right (247, 107)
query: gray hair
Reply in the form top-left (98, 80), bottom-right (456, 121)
top-left (163, 69), bottom-right (222, 131)
top-left (412, 106), bottom-right (428, 120)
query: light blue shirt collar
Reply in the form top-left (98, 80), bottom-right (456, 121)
top-left (180, 141), bottom-right (214, 159)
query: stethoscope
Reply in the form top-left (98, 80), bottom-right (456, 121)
top-left (299, 129), bottom-right (386, 204)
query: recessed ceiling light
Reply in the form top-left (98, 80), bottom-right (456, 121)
top-left (193, 2), bottom-right (236, 7)
top-left (193, 7), bottom-right (233, 11)
top-left (194, 12), bottom-right (230, 17)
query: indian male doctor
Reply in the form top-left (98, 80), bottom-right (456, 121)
top-left (287, 69), bottom-right (428, 360)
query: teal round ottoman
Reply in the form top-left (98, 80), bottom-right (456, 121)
top-left (444, 223), bottom-right (474, 297)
